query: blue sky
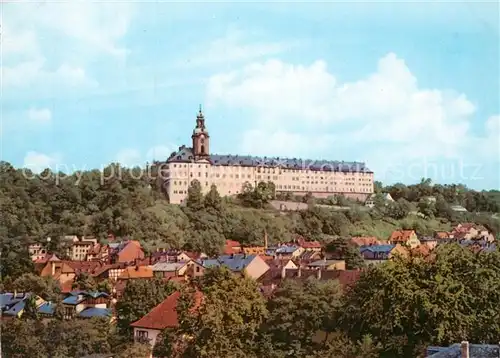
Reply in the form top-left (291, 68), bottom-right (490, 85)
top-left (2, 1), bottom-right (499, 189)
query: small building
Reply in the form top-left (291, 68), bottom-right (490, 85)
top-left (389, 230), bottom-right (421, 249)
top-left (350, 236), bottom-right (381, 247)
top-left (307, 259), bottom-right (346, 271)
top-left (360, 244), bottom-right (407, 265)
top-left (1, 293), bottom-right (46, 318)
top-left (151, 260), bottom-right (205, 280)
top-left (419, 236), bottom-right (438, 250)
top-left (365, 193), bottom-right (394, 208)
top-left (275, 245), bottom-right (304, 259)
top-left (60, 291), bottom-right (110, 319)
top-left (223, 240), bottom-right (242, 255)
top-left (108, 240), bottom-right (145, 264)
top-left (118, 265), bottom-right (153, 280)
top-left (200, 254), bottom-right (270, 280)
top-left (131, 291), bottom-right (203, 357)
top-left (426, 341), bottom-right (499, 357)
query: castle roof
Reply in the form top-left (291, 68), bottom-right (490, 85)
top-left (167, 146), bottom-right (372, 173)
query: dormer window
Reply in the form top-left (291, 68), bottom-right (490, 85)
top-left (177, 156), bottom-right (181, 160)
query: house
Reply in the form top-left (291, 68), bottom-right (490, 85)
top-left (434, 231), bottom-right (452, 240)
top-left (131, 291), bottom-right (203, 355)
top-left (389, 230), bottom-right (421, 248)
top-left (426, 341), bottom-right (499, 357)
top-left (59, 291), bottom-right (111, 319)
top-left (307, 259), bottom-right (346, 271)
top-left (360, 244), bottom-right (407, 265)
top-left (39, 255), bottom-right (77, 289)
top-left (109, 240), bottom-right (145, 264)
top-left (365, 193), bottom-right (394, 208)
top-left (66, 237), bottom-right (98, 261)
top-left (298, 250), bottom-right (323, 263)
top-left (28, 242), bottom-right (49, 261)
top-left (450, 205), bottom-right (468, 213)
top-left (296, 236), bottom-right (322, 252)
top-left (275, 245), bottom-right (304, 259)
top-left (151, 260), bottom-right (205, 280)
top-left (451, 223), bottom-right (494, 242)
top-left (118, 265), bottom-right (153, 280)
top-left (1, 293), bottom-right (46, 318)
top-left (223, 240), bottom-right (242, 255)
top-left (243, 246), bottom-right (266, 255)
top-left (350, 236), bottom-right (381, 247)
top-left (92, 263), bottom-right (127, 282)
top-left (200, 254), bottom-right (270, 280)
top-left (419, 236), bottom-right (438, 250)
top-left (86, 243), bottom-right (110, 262)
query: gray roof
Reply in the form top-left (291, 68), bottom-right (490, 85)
top-left (151, 261), bottom-right (187, 272)
top-left (200, 255), bottom-right (258, 272)
top-left (166, 146), bottom-right (372, 173)
top-left (427, 344), bottom-right (500, 357)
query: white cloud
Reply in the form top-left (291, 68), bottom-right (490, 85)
top-left (207, 53), bottom-right (496, 183)
top-left (23, 151), bottom-right (62, 173)
top-left (3, 1), bottom-right (134, 90)
top-left (27, 108), bottom-right (52, 124)
top-left (178, 27), bottom-right (297, 68)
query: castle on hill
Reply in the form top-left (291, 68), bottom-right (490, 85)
top-left (161, 108), bottom-right (374, 204)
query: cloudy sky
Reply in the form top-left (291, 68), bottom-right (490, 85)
top-left (2, 1), bottom-right (499, 189)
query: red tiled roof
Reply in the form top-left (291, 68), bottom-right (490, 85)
top-left (351, 236), bottom-right (380, 247)
top-left (116, 242), bottom-right (145, 263)
top-left (297, 237), bottom-right (322, 249)
top-left (389, 230), bottom-right (416, 242)
top-left (435, 231), bottom-right (451, 239)
top-left (131, 291), bottom-right (202, 330)
top-left (118, 266), bottom-right (153, 279)
top-left (225, 240), bottom-right (241, 248)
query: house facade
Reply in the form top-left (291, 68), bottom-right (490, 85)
top-left (160, 109), bottom-right (374, 204)
top-left (389, 230), bottom-right (421, 249)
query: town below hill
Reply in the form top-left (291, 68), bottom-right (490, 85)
top-left (1, 162), bottom-right (499, 358)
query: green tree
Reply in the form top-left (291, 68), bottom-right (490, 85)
top-left (116, 343), bottom-right (152, 358)
top-left (204, 184), bottom-right (222, 212)
top-left (259, 279), bottom-right (343, 356)
top-left (72, 272), bottom-right (98, 291)
top-left (10, 273), bottom-right (61, 301)
top-left (1, 319), bottom-right (47, 358)
top-left (116, 278), bottom-right (176, 338)
top-left (339, 244), bottom-right (500, 357)
top-left (176, 267), bottom-right (268, 358)
top-left (186, 179), bottom-right (204, 211)
top-left (21, 294), bottom-right (40, 320)
top-left (325, 238), bottom-right (365, 269)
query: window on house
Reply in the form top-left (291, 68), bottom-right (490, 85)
top-left (136, 330), bottom-right (149, 339)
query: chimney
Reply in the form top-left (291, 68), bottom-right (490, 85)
top-left (264, 230), bottom-right (268, 249)
top-left (460, 341), bottom-right (469, 358)
top-left (297, 267), bottom-right (302, 278)
top-left (51, 261), bottom-right (56, 276)
top-left (281, 266), bottom-right (286, 279)
top-left (317, 269), bottom-right (322, 280)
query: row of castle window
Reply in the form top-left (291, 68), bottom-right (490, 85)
top-left (167, 163), bottom-right (372, 175)
top-left (171, 172), bottom-right (373, 183)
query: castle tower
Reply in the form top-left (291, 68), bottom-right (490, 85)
top-left (192, 105), bottom-right (210, 159)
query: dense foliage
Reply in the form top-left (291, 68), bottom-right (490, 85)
top-left (2, 246), bottom-right (500, 357)
top-left (1, 162), bottom-right (499, 357)
top-left (1, 162), bottom-right (498, 261)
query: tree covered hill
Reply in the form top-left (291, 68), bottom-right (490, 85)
top-left (0, 161), bottom-right (498, 256)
